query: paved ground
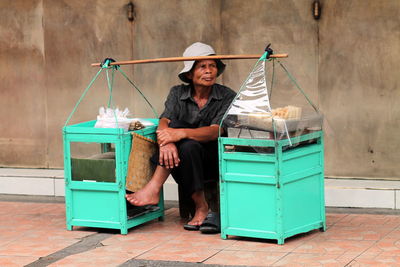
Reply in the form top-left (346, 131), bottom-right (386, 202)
top-left (0, 196), bottom-right (400, 266)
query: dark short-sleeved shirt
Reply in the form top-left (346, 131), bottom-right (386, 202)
top-left (160, 83), bottom-right (236, 127)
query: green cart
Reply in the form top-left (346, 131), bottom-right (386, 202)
top-left (218, 132), bottom-right (326, 244)
top-left (62, 59), bottom-right (163, 234)
top-left (63, 119), bottom-right (164, 234)
top-left (219, 46), bottom-right (326, 244)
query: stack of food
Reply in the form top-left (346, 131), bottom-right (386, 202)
top-left (244, 105), bottom-right (302, 131)
top-left (272, 105), bottom-right (302, 120)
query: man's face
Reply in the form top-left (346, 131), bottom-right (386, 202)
top-left (186, 59), bottom-right (218, 87)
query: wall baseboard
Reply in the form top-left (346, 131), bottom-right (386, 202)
top-left (1, 168), bottom-right (399, 209)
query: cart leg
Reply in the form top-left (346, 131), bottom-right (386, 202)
top-left (121, 227), bottom-right (128, 235)
top-left (66, 224), bottom-right (73, 231)
top-left (221, 232), bottom-right (227, 240)
top-left (277, 238), bottom-right (284, 245)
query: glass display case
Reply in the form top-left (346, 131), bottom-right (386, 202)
top-left (218, 48), bottom-right (326, 244)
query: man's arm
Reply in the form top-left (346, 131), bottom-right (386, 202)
top-left (157, 117), bottom-right (170, 131)
top-left (178, 125), bottom-right (223, 142)
top-left (156, 118), bottom-right (180, 169)
top-left (157, 124), bottom-right (223, 146)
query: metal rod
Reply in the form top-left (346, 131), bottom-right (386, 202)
top-left (91, 54), bottom-right (289, 67)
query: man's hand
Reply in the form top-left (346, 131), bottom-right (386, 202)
top-left (159, 143), bottom-right (180, 169)
top-left (157, 128), bottom-right (186, 146)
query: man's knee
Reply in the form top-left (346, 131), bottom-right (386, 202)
top-left (178, 139), bottom-right (203, 155)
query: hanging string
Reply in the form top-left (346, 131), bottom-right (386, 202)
top-left (64, 68), bottom-right (104, 127)
top-left (106, 67), bottom-right (116, 108)
top-left (64, 58), bottom-right (158, 128)
top-left (277, 60), bottom-right (319, 113)
top-left (117, 67), bottom-right (159, 118)
top-left (269, 59), bottom-right (275, 100)
top-left (105, 67), bottom-right (119, 128)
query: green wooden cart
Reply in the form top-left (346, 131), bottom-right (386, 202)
top-left (63, 119), bottom-right (164, 234)
top-left (218, 131), bottom-right (326, 244)
top-left (62, 58), bottom-right (166, 234)
top-left (218, 46), bottom-right (326, 244)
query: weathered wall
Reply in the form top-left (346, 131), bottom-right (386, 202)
top-left (130, 0), bottom-right (222, 118)
top-left (221, 0), bottom-right (319, 106)
top-left (0, 0), bottom-right (134, 167)
top-left (43, 0), bottom-right (134, 167)
top-left (319, 0), bottom-right (400, 178)
top-left (0, 0), bottom-right (47, 167)
top-left (0, 0), bottom-right (399, 179)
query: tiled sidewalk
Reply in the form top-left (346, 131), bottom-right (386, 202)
top-left (0, 201), bottom-right (400, 267)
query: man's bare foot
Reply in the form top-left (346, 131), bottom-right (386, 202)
top-left (186, 190), bottom-right (209, 226)
top-left (125, 185), bottom-right (160, 206)
top-left (187, 205), bottom-right (208, 226)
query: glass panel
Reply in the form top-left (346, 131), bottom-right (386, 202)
top-left (70, 142), bottom-right (116, 183)
top-left (222, 52), bottom-right (322, 152)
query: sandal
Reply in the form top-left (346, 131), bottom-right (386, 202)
top-left (199, 212), bottom-right (220, 234)
top-left (183, 218), bottom-right (202, 231)
top-left (183, 223), bottom-right (200, 231)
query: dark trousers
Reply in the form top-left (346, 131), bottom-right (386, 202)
top-left (151, 120), bottom-right (219, 198)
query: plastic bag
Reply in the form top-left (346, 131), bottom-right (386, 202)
top-left (94, 107), bottom-right (132, 130)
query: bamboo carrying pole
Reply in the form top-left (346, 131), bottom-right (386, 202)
top-left (91, 54), bottom-right (288, 67)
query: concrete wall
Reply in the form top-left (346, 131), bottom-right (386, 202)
top-left (1, 0), bottom-right (399, 179)
top-left (319, 0), bottom-right (400, 179)
top-left (1, 0), bottom-right (134, 167)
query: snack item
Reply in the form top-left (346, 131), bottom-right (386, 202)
top-left (128, 120), bottom-right (145, 131)
top-left (272, 105), bottom-right (302, 120)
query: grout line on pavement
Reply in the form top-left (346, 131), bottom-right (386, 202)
top-left (121, 231), bottom-right (184, 263)
top-left (271, 251), bottom-right (294, 266)
top-left (342, 238), bottom-right (380, 267)
top-left (119, 259), bottom-right (237, 267)
top-left (199, 248), bottom-right (224, 264)
top-left (24, 232), bottom-right (112, 267)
